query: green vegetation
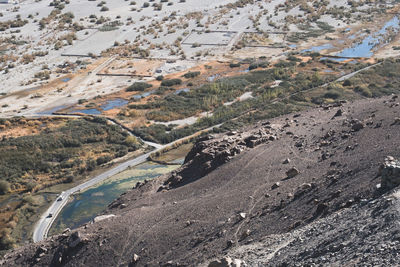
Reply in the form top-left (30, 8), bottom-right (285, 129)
top-left (0, 117), bottom-right (141, 193)
top-left (183, 71), bottom-right (200, 79)
top-left (161, 78), bottom-right (182, 87)
top-left (126, 82), bottom-right (153, 92)
top-left (132, 58), bottom-right (400, 144)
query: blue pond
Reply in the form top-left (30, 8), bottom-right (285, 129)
top-left (61, 78), bottom-right (71, 82)
top-left (100, 99), bottom-right (128, 111)
top-left (69, 98), bottom-right (129, 114)
top-left (132, 90), bottom-right (155, 100)
top-left (301, 43), bottom-right (334, 53)
top-left (69, 108), bottom-right (102, 115)
top-left (334, 16), bottom-right (400, 60)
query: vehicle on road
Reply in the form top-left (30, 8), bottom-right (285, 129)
top-left (47, 213), bottom-right (53, 218)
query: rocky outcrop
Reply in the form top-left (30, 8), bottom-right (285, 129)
top-left (161, 126), bottom-right (279, 190)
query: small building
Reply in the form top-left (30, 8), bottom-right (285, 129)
top-left (0, 0), bottom-right (9, 3)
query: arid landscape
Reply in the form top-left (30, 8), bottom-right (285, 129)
top-left (0, 0), bottom-right (400, 266)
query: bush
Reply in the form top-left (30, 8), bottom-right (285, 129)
top-left (161, 79), bottom-right (182, 87)
top-left (249, 60), bottom-right (269, 70)
top-left (354, 85), bottom-right (372, 97)
top-left (183, 71), bottom-right (200, 79)
top-left (96, 155), bottom-right (112, 165)
top-left (0, 180), bottom-right (10, 195)
top-left (124, 135), bottom-right (138, 146)
top-left (126, 82), bottom-right (152, 92)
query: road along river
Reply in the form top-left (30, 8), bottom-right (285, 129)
top-left (49, 161), bottom-right (182, 235)
top-left (32, 122), bottom-right (220, 243)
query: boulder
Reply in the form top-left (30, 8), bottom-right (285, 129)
top-left (286, 167), bottom-right (300, 178)
top-left (333, 109), bottom-right (343, 117)
top-left (131, 254), bottom-right (140, 264)
top-left (351, 121), bottom-right (365, 131)
top-left (271, 182), bottom-right (280, 190)
top-left (379, 156), bottom-right (400, 189)
top-left (93, 214), bottom-right (115, 223)
top-left (391, 117), bottom-right (400, 126)
top-left (68, 231), bottom-right (82, 248)
top-left (208, 257), bottom-right (246, 267)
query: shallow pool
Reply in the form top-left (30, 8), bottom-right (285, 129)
top-left (100, 99), bottom-right (129, 111)
top-left (334, 16), bottom-right (400, 60)
top-left (49, 161), bottom-right (180, 235)
top-left (69, 108), bottom-right (102, 115)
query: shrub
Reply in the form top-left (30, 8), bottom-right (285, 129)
top-left (183, 71), bottom-right (200, 79)
top-left (161, 79), bottom-right (182, 87)
top-left (126, 82), bottom-right (152, 92)
top-left (0, 180), bottom-right (10, 195)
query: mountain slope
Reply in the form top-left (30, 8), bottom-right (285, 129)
top-left (1, 94), bottom-right (400, 266)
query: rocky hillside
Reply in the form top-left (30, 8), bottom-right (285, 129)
top-left (1, 95), bottom-right (400, 266)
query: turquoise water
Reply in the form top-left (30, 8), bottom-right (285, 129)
top-left (100, 99), bottom-right (128, 111)
top-left (49, 162), bottom-right (180, 234)
top-left (68, 98), bottom-right (128, 114)
top-left (132, 90), bottom-right (156, 100)
top-left (334, 16), bottom-right (400, 60)
top-left (301, 43), bottom-right (334, 53)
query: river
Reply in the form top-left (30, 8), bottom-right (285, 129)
top-left (49, 161), bottom-right (182, 235)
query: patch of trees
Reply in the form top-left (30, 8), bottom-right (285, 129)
top-left (126, 82), bottom-right (152, 92)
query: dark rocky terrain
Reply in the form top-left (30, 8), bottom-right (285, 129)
top-left (1, 95), bottom-right (399, 266)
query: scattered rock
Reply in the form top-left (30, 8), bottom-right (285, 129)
top-left (68, 231), bottom-right (83, 248)
top-left (333, 109), bottom-right (343, 118)
top-left (130, 254), bottom-right (140, 265)
top-left (226, 240), bottom-right (234, 248)
top-left (294, 183), bottom-right (313, 198)
top-left (315, 203), bottom-right (328, 216)
top-left (283, 158), bottom-right (290, 164)
top-left (379, 156), bottom-right (400, 189)
top-left (286, 167), bottom-right (300, 178)
top-left (271, 182), bottom-right (280, 190)
top-left (351, 121), bottom-right (365, 131)
top-left (241, 229), bottom-right (251, 239)
top-left (208, 257), bottom-right (245, 267)
top-left (93, 214), bottom-right (115, 223)
top-left (391, 117), bottom-right (400, 126)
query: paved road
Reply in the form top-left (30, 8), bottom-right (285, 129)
top-left (32, 150), bottom-right (158, 242)
top-left (32, 123), bottom-right (219, 242)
